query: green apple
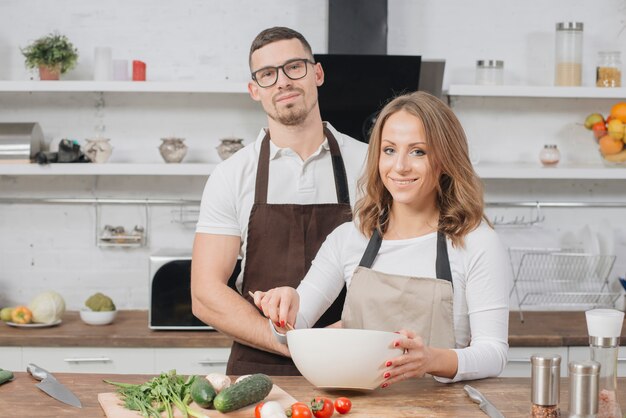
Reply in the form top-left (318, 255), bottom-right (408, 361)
top-left (0, 307), bottom-right (14, 322)
top-left (584, 113), bottom-right (605, 130)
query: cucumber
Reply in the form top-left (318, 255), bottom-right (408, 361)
top-left (190, 376), bottom-right (216, 408)
top-left (212, 373), bottom-right (272, 413)
top-left (0, 369), bottom-right (14, 385)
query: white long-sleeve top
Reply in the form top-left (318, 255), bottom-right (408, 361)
top-left (295, 221), bottom-right (512, 383)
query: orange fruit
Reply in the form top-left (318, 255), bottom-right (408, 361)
top-left (599, 135), bottom-right (624, 155)
top-left (610, 102), bottom-right (626, 123)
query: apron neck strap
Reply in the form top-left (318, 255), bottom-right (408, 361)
top-left (358, 228), bottom-right (454, 283)
top-left (254, 124), bottom-right (350, 205)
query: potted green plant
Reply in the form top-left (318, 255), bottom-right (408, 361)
top-left (21, 32), bottom-right (78, 80)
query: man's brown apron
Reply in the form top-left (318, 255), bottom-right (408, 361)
top-left (341, 229), bottom-right (456, 350)
top-left (226, 126), bottom-right (353, 376)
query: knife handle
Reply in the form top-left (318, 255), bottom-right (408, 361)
top-left (26, 363), bottom-right (50, 381)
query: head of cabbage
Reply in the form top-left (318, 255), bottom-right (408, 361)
top-left (28, 291), bottom-right (66, 324)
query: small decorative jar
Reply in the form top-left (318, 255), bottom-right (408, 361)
top-left (475, 60), bottom-right (504, 85)
top-left (217, 137), bottom-right (244, 160)
top-left (539, 144), bottom-right (560, 166)
top-left (83, 138), bottom-right (113, 163)
top-left (159, 137), bottom-right (187, 163)
top-left (596, 51), bottom-right (622, 88)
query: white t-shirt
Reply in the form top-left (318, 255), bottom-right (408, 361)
top-left (296, 221), bottom-right (513, 383)
top-left (196, 123), bottom-right (368, 287)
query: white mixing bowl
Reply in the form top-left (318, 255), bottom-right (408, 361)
top-left (287, 328), bottom-right (403, 390)
top-left (79, 309), bottom-right (117, 325)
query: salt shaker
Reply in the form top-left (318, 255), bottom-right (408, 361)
top-left (540, 145), bottom-right (561, 166)
top-left (568, 360), bottom-right (600, 418)
top-left (531, 354), bottom-right (562, 418)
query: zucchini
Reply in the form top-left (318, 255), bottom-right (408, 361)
top-left (0, 369), bottom-right (14, 385)
top-left (212, 373), bottom-right (273, 413)
top-left (190, 376), bottom-right (216, 408)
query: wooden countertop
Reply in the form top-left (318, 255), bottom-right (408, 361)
top-left (1, 372), bottom-right (611, 418)
top-left (1, 310), bottom-right (623, 348)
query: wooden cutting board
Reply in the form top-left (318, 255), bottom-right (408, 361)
top-left (98, 384), bottom-right (297, 418)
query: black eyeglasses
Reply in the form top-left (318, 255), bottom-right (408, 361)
top-left (251, 58), bottom-right (315, 88)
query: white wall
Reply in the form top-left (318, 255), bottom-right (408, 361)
top-left (1, 0), bottom-right (626, 310)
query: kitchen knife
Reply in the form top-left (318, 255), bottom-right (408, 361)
top-left (464, 385), bottom-right (504, 418)
top-left (27, 363), bottom-right (82, 408)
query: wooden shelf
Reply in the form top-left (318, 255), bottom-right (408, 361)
top-left (448, 84), bottom-right (626, 99)
top-left (0, 80), bottom-right (249, 94)
top-left (0, 163), bottom-right (216, 176)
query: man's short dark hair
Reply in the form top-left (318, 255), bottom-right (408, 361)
top-left (249, 26), bottom-right (313, 69)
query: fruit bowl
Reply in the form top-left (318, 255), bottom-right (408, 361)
top-left (79, 309), bottom-right (117, 325)
top-left (286, 328), bottom-right (403, 390)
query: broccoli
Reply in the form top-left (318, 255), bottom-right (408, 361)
top-left (85, 292), bottom-right (116, 312)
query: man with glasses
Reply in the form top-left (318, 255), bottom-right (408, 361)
top-left (191, 26), bottom-right (367, 375)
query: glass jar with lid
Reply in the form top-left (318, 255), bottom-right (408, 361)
top-left (540, 145), bottom-right (560, 166)
top-left (555, 22), bottom-right (584, 86)
top-left (596, 51), bottom-right (622, 87)
top-left (476, 60), bottom-right (504, 85)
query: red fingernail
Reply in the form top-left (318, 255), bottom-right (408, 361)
top-left (384, 372), bottom-right (390, 379)
top-left (394, 341), bottom-right (400, 347)
top-left (385, 361), bottom-right (392, 367)
top-left (275, 322), bottom-right (281, 327)
top-left (280, 320), bottom-right (285, 327)
top-left (381, 383), bottom-right (388, 388)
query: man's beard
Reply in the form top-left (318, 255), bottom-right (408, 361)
top-left (267, 89), bottom-right (317, 126)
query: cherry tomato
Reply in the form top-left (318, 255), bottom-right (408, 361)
top-left (334, 397), bottom-right (352, 414)
top-left (254, 401), bottom-right (264, 418)
top-left (311, 397), bottom-right (334, 418)
top-left (290, 402), bottom-right (313, 418)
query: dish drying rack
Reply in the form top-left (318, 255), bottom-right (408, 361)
top-left (509, 247), bottom-right (618, 322)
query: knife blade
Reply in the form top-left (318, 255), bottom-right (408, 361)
top-left (464, 385), bottom-right (504, 418)
top-left (27, 363), bottom-right (82, 408)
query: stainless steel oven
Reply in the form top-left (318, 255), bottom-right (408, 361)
top-left (149, 250), bottom-right (241, 330)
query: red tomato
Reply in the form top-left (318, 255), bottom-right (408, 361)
top-left (254, 402), bottom-right (264, 418)
top-left (334, 397), bottom-right (352, 414)
top-left (290, 402), bottom-right (313, 418)
top-left (311, 397), bottom-right (334, 418)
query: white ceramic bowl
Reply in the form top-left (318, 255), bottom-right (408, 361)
top-left (79, 309), bottom-right (117, 326)
top-left (287, 328), bottom-right (402, 390)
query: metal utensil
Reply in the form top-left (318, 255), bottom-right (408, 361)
top-left (27, 363), bottom-right (82, 408)
top-left (464, 385), bottom-right (504, 418)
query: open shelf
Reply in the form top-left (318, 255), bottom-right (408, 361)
top-left (448, 84), bottom-right (626, 99)
top-left (0, 163), bottom-right (217, 176)
top-left (475, 162), bottom-right (626, 179)
top-left (0, 80), bottom-right (249, 94)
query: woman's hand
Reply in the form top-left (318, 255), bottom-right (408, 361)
top-left (250, 287), bottom-right (299, 330)
top-left (380, 329), bottom-right (458, 388)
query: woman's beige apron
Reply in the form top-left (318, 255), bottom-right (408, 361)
top-left (341, 229), bottom-right (456, 349)
top-left (226, 126), bottom-right (353, 376)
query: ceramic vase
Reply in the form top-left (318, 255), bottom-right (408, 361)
top-left (159, 137), bottom-right (187, 163)
top-left (84, 138), bottom-right (113, 163)
top-left (216, 137), bottom-right (244, 160)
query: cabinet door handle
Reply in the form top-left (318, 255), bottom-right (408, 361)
top-left (197, 359), bottom-right (228, 366)
top-left (64, 357), bottom-right (112, 363)
top-left (507, 358), bottom-right (531, 363)
top-left (618, 358), bottom-right (626, 362)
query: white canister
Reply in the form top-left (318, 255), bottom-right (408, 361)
top-left (94, 47), bottom-right (113, 81)
top-left (476, 60), bottom-right (504, 85)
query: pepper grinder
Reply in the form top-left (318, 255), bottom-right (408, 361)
top-left (568, 360), bottom-right (600, 418)
top-left (531, 353), bottom-right (562, 417)
top-left (585, 309), bottom-right (624, 418)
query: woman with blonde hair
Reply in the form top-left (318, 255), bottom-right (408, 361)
top-left (252, 91), bottom-right (511, 384)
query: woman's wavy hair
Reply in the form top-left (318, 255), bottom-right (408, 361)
top-left (355, 91), bottom-right (487, 247)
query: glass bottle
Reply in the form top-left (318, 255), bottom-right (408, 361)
top-left (476, 60), bottom-right (504, 85)
top-left (555, 22), bottom-right (584, 86)
top-left (531, 354), bottom-right (561, 418)
top-left (596, 51), bottom-right (622, 88)
top-left (540, 145), bottom-right (561, 166)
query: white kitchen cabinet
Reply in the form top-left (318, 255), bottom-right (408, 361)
top-left (0, 347), bottom-right (22, 372)
top-left (568, 346), bottom-right (626, 376)
top-left (500, 346), bottom-right (569, 377)
top-left (154, 347), bottom-right (230, 375)
top-left (22, 347), bottom-right (154, 374)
